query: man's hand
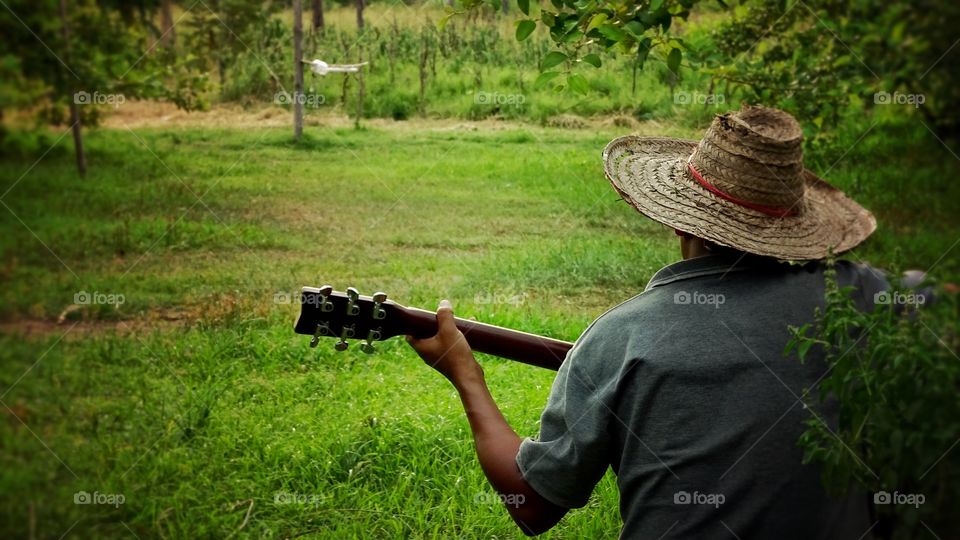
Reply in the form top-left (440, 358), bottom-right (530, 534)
top-left (406, 299), bottom-right (482, 383)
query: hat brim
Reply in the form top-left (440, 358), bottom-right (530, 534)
top-left (602, 136), bottom-right (877, 260)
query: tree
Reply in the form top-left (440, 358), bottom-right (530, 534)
top-left (58, 0), bottom-right (86, 175)
top-left (356, 0), bottom-right (365, 30)
top-left (710, 0), bottom-right (960, 140)
top-left (0, 0), bottom-right (205, 172)
top-left (160, 0), bottom-right (176, 49)
top-left (312, 0), bottom-right (324, 31)
top-left (184, 0), bottom-right (280, 91)
top-left (293, 0), bottom-right (304, 139)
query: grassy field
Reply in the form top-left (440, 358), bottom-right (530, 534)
top-left (1, 110), bottom-right (959, 538)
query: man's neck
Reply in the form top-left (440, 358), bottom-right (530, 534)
top-left (680, 236), bottom-right (713, 260)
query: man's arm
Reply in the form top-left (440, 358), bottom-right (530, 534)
top-left (407, 300), bottom-right (568, 536)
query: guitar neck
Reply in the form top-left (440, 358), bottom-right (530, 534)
top-left (293, 286), bottom-right (574, 370)
top-left (401, 307), bottom-right (572, 370)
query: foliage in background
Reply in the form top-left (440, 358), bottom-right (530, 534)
top-left (3, 0), bottom-right (959, 143)
top-left (184, 0), bottom-right (283, 98)
top-left (460, 0), bottom-right (701, 94)
top-left (787, 265), bottom-right (960, 539)
top-left (709, 0), bottom-right (960, 140)
top-left (0, 0), bottom-right (208, 126)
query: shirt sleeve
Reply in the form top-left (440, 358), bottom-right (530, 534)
top-left (515, 336), bottom-right (615, 509)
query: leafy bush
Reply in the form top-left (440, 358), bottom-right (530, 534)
top-left (709, 0), bottom-right (960, 140)
top-left (787, 264), bottom-right (959, 539)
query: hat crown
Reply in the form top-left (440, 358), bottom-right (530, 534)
top-left (690, 106), bottom-right (806, 211)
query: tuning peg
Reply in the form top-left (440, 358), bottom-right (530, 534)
top-left (346, 287), bottom-right (360, 316)
top-left (372, 291), bottom-right (387, 320)
top-left (360, 328), bottom-right (381, 354)
top-left (309, 322), bottom-right (332, 348)
top-left (317, 285), bottom-right (334, 312)
top-left (335, 324), bottom-right (355, 351)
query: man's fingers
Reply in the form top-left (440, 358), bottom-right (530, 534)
top-left (436, 299), bottom-right (455, 329)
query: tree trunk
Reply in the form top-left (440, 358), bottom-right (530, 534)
top-left (356, 0), bottom-right (365, 31)
top-left (161, 0), bottom-right (176, 48)
top-left (293, 0), bottom-right (304, 140)
top-left (501, 0), bottom-right (509, 14)
top-left (355, 48), bottom-right (365, 129)
top-left (418, 33), bottom-right (428, 117)
top-left (59, 0), bottom-right (86, 176)
top-left (312, 0), bottom-right (324, 31)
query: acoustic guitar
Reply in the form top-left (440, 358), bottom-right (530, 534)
top-left (293, 286), bottom-right (573, 370)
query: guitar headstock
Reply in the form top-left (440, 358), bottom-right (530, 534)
top-left (293, 285), bottom-right (408, 353)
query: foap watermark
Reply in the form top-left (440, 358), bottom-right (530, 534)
top-left (475, 491), bottom-right (526, 508)
top-left (674, 490), bottom-right (725, 508)
top-left (274, 290), bottom-right (296, 305)
top-left (673, 290), bottom-right (725, 308)
top-left (674, 91), bottom-right (725, 106)
top-left (74, 90), bottom-right (126, 108)
top-left (874, 290), bottom-right (926, 307)
top-left (474, 91), bottom-right (526, 107)
top-left (874, 490), bottom-right (925, 508)
top-left (274, 91), bottom-right (327, 108)
top-left (74, 291), bottom-right (125, 306)
top-left (274, 491), bottom-right (323, 505)
top-left (474, 291), bottom-right (528, 306)
top-left (74, 490), bottom-right (125, 508)
top-left (274, 290), bottom-right (340, 307)
top-left (873, 91), bottom-right (925, 108)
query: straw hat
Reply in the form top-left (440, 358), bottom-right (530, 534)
top-left (602, 105), bottom-right (876, 260)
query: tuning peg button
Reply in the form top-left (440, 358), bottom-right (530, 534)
top-left (372, 291), bottom-right (387, 320)
top-left (317, 285), bottom-right (334, 312)
top-left (309, 322), bottom-right (331, 348)
top-left (346, 287), bottom-right (360, 316)
top-left (334, 325), bottom-right (355, 351)
top-left (360, 328), bottom-right (380, 354)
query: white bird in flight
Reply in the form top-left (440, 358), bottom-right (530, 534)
top-left (302, 59), bottom-right (368, 76)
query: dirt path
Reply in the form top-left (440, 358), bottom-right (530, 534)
top-left (100, 100), bottom-right (650, 132)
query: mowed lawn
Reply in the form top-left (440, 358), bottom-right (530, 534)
top-left (1, 115), bottom-right (958, 538)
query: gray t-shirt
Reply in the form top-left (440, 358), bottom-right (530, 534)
top-left (517, 253), bottom-right (888, 539)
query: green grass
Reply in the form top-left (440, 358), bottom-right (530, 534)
top-left (1, 114), bottom-right (958, 538)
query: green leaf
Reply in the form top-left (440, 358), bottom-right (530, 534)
top-left (516, 20), bottom-right (537, 41)
top-left (518, 0), bottom-right (530, 16)
top-left (582, 53), bottom-right (602, 68)
top-left (534, 71), bottom-right (562, 90)
top-left (598, 23), bottom-right (627, 42)
top-left (568, 73), bottom-right (590, 95)
top-left (561, 30), bottom-right (584, 43)
top-left (587, 13), bottom-right (608, 32)
top-left (542, 51), bottom-right (568, 70)
top-left (624, 20), bottom-right (646, 37)
top-left (667, 47), bottom-right (682, 74)
top-left (651, 0), bottom-right (664, 10)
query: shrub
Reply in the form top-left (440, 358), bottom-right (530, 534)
top-left (787, 264), bottom-right (959, 539)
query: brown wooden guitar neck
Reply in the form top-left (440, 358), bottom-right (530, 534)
top-left (400, 306), bottom-right (572, 370)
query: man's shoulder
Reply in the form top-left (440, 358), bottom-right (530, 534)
top-left (570, 288), bottom-right (673, 363)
